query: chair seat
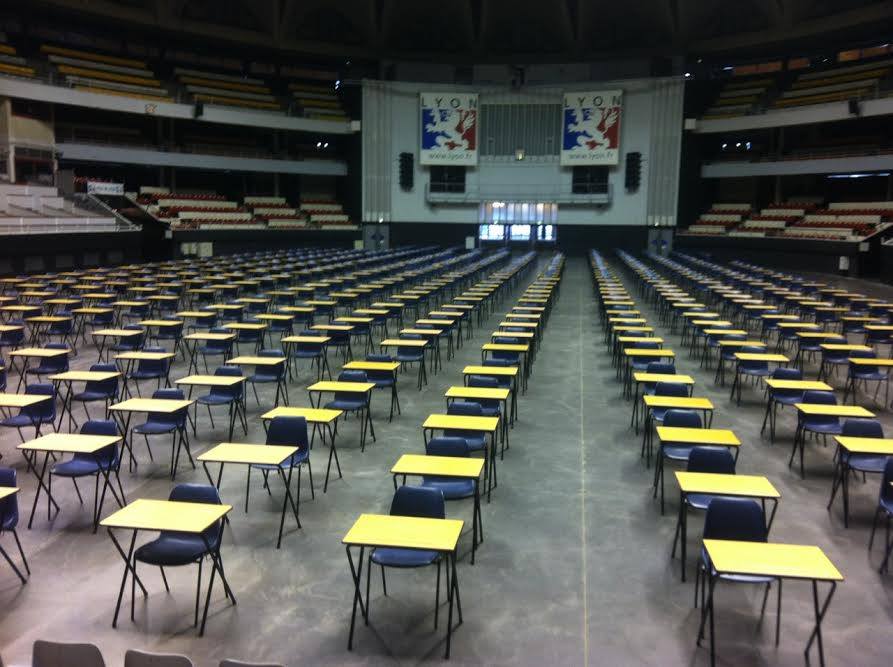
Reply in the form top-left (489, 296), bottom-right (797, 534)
top-left (772, 394), bottom-right (803, 406)
top-left (422, 478), bottom-right (475, 500)
top-left (1, 415), bottom-right (48, 427)
top-left (135, 534), bottom-right (209, 566)
top-left (52, 457), bottom-right (105, 477)
top-left (250, 449), bottom-right (308, 471)
top-left (129, 371), bottom-right (164, 380)
top-left (842, 452), bottom-right (889, 474)
top-left (480, 358), bottom-right (513, 367)
top-left (292, 350), bottom-right (322, 359)
top-left (72, 390), bottom-right (111, 402)
top-left (248, 374), bottom-right (278, 383)
top-left (370, 546), bottom-right (439, 568)
top-left (26, 368), bottom-right (61, 375)
top-left (685, 493), bottom-right (719, 511)
top-left (199, 346), bottom-right (228, 355)
top-left (396, 354), bottom-right (424, 363)
top-left (133, 422), bottom-right (177, 435)
top-left (702, 549), bottom-right (774, 584)
top-left (325, 398), bottom-right (366, 411)
top-left (880, 496), bottom-right (893, 515)
top-left (852, 372), bottom-right (888, 381)
top-left (740, 368), bottom-right (771, 377)
top-left (662, 444), bottom-right (694, 461)
top-left (801, 422), bottom-right (842, 435)
top-left (196, 394), bottom-right (234, 406)
top-left (459, 435), bottom-right (486, 451)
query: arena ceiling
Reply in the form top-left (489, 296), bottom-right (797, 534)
top-left (23, 0), bottom-right (893, 62)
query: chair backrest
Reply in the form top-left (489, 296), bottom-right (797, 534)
top-left (137, 346), bottom-right (169, 373)
top-left (467, 375), bottom-right (499, 390)
top-left (772, 367), bottom-right (802, 381)
top-left (803, 390), bottom-right (836, 405)
top-left (168, 483), bottom-right (223, 548)
top-left (80, 419), bottom-right (118, 437)
top-left (124, 649), bottom-right (194, 667)
top-left (399, 333), bottom-right (423, 354)
top-left (390, 485), bottom-right (445, 520)
top-left (266, 416), bottom-right (309, 451)
top-left (338, 369), bottom-right (368, 383)
top-left (738, 345), bottom-right (768, 369)
top-left (425, 436), bottom-right (470, 457)
top-left (686, 446), bottom-right (736, 474)
top-left (211, 365), bottom-right (243, 399)
top-left (206, 327), bottom-right (233, 352)
top-left (841, 418), bottom-right (884, 438)
top-left (86, 362), bottom-right (119, 396)
top-left (23, 383), bottom-right (56, 420)
top-left (150, 388), bottom-right (187, 426)
top-left (33, 640), bottom-right (106, 667)
top-left (702, 497), bottom-right (767, 543)
top-left (39, 343), bottom-right (69, 371)
top-left (0, 466), bottom-right (19, 529)
top-left (653, 382), bottom-right (689, 398)
top-left (645, 362), bottom-right (675, 375)
top-left (258, 349), bottom-right (285, 378)
top-left (662, 408), bottom-right (702, 428)
top-left (447, 400), bottom-right (483, 418)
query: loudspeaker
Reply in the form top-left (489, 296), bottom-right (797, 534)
top-left (625, 152), bottom-right (642, 191)
top-left (193, 101), bottom-right (204, 118)
top-left (848, 98), bottom-right (861, 116)
top-left (398, 152), bottom-right (414, 190)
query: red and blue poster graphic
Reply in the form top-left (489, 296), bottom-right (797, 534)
top-left (561, 90), bottom-right (622, 166)
top-left (420, 92), bottom-right (478, 165)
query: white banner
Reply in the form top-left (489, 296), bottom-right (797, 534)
top-left (561, 90), bottom-right (623, 166)
top-left (86, 181), bottom-right (124, 195)
top-left (419, 92), bottom-right (478, 166)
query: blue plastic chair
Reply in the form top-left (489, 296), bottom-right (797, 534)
top-left (732, 345), bottom-right (773, 405)
top-left (0, 466), bottom-right (29, 583)
top-left (288, 329), bottom-right (329, 381)
top-left (641, 382), bottom-right (691, 462)
top-left (248, 416), bottom-right (313, 528)
top-left (694, 498), bottom-right (779, 645)
top-left (396, 333), bottom-right (427, 389)
top-left (445, 401), bottom-right (487, 453)
top-left (870, 458), bottom-right (893, 573)
top-left (195, 366), bottom-right (247, 440)
top-left (0, 319), bottom-right (25, 360)
top-left (816, 335), bottom-right (849, 381)
top-left (50, 420), bottom-right (124, 531)
top-left (365, 353), bottom-right (400, 421)
top-left (234, 318), bottom-right (264, 356)
top-left (489, 335), bottom-right (521, 367)
top-left (324, 370), bottom-right (375, 450)
top-left (132, 388), bottom-right (193, 479)
top-left (246, 349), bottom-right (288, 406)
top-left (366, 486), bottom-right (448, 628)
top-left (791, 390), bottom-right (842, 478)
top-left (70, 362), bottom-right (119, 424)
top-left (45, 311), bottom-right (75, 350)
top-left (126, 345), bottom-right (171, 396)
top-left (642, 361), bottom-right (676, 396)
top-left (844, 349), bottom-right (890, 407)
top-left (827, 418), bottom-right (887, 518)
top-left (0, 383), bottom-right (56, 441)
top-left (681, 447), bottom-right (736, 511)
top-left (109, 323), bottom-right (145, 356)
top-left (151, 320), bottom-right (185, 359)
top-left (197, 327), bottom-right (233, 374)
top-left (25, 343), bottom-right (69, 381)
top-left (134, 483), bottom-right (233, 628)
top-left (762, 367), bottom-right (803, 440)
top-left (653, 409), bottom-right (703, 514)
top-left (422, 437), bottom-right (476, 502)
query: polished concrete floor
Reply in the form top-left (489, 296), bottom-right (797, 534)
top-left (1, 255), bottom-right (892, 666)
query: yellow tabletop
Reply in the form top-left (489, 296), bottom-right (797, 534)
top-left (717, 340), bottom-right (765, 347)
top-left (101, 498), bottom-right (232, 533)
top-left (617, 336), bottom-right (663, 345)
top-left (765, 379), bottom-right (832, 391)
top-left (778, 322), bottom-right (821, 330)
top-left (281, 335), bottom-right (330, 344)
top-left (223, 322), bottom-right (268, 331)
top-left (834, 436), bottom-right (893, 455)
top-left (483, 343), bottom-right (529, 352)
top-left (175, 374), bottom-right (245, 387)
top-left (463, 365), bottom-right (517, 377)
top-left (115, 351), bottom-right (174, 361)
top-left (633, 372), bottom-right (694, 385)
top-left (402, 328), bottom-right (443, 336)
top-left (703, 329), bottom-right (748, 336)
top-left (25, 316), bottom-right (70, 324)
top-left (19, 432), bottom-right (121, 454)
top-left (445, 386), bottom-right (510, 401)
top-left (643, 396), bottom-right (713, 410)
top-left (0, 393), bottom-right (52, 408)
top-left (184, 332), bottom-right (235, 341)
top-left (692, 320), bottom-right (732, 327)
top-left (197, 443), bottom-right (298, 466)
top-left (380, 338), bottom-right (428, 347)
top-left (734, 353), bottom-right (789, 362)
top-left (821, 343), bottom-right (874, 352)
top-left (623, 348), bottom-right (675, 358)
top-left (312, 324), bottom-right (353, 331)
top-left (423, 413), bottom-right (500, 433)
top-left (110, 398), bottom-right (193, 413)
top-left (849, 357), bottom-right (893, 367)
top-left (343, 513), bottom-right (463, 552)
top-left (261, 406), bottom-right (342, 423)
top-left (93, 328), bottom-right (143, 337)
top-left (703, 540), bottom-right (843, 582)
top-left (675, 472), bottom-right (779, 498)
top-left (11, 347), bottom-right (69, 358)
top-left (656, 427), bottom-right (740, 447)
top-left (336, 317), bottom-right (374, 324)
top-left (226, 355), bottom-right (285, 366)
top-left (343, 361), bottom-right (400, 372)
top-left (139, 319), bottom-right (183, 327)
top-left (50, 370), bottom-right (120, 382)
top-left (308, 381), bottom-right (375, 393)
top-left (794, 404), bottom-right (875, 417)
top-left (175, 311), bottom-right (216, 319)
top-left (355, 309), bottom-right (389, 316)
top-left (391, 454), bottom-right (484, 479)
